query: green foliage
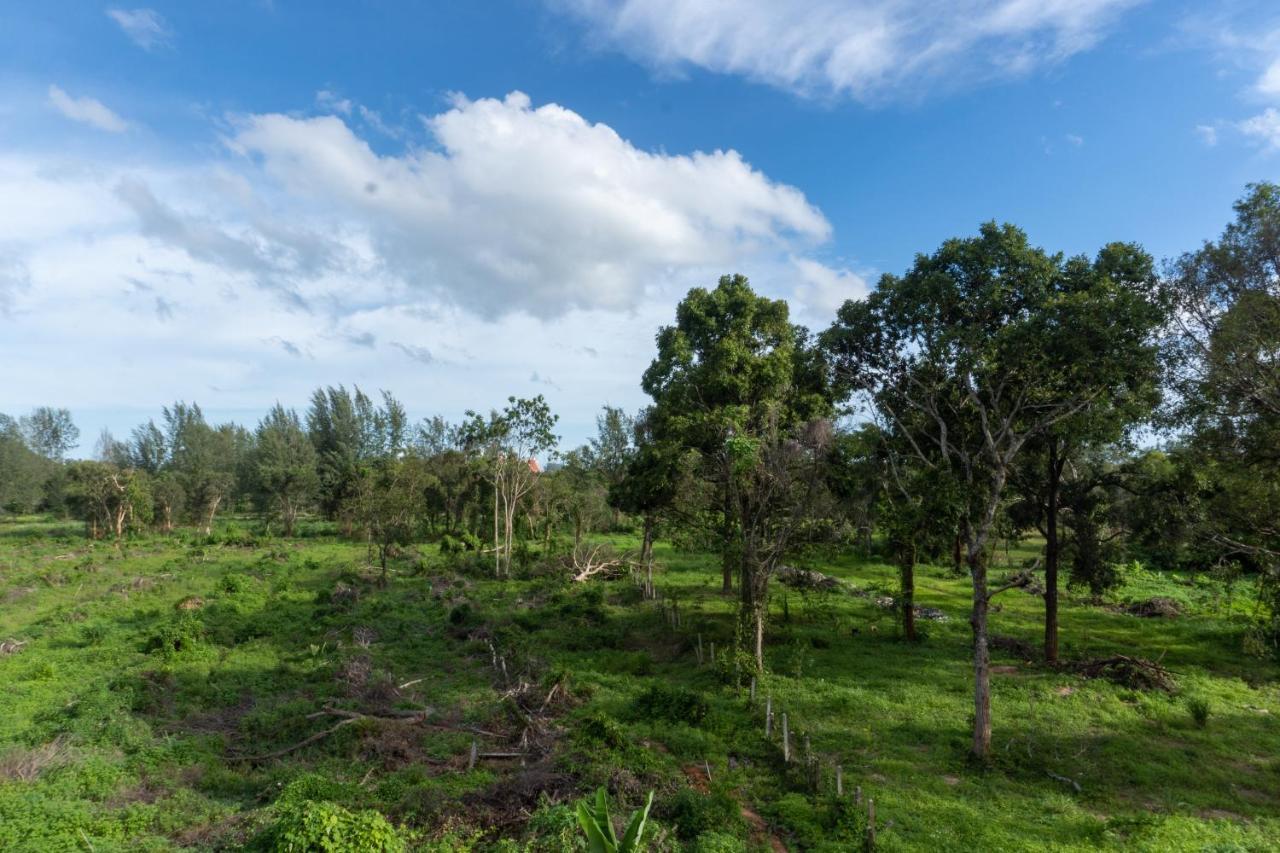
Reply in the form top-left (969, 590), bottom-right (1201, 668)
top-left (269, 799), bottom-right (403, 852)
top-left (149, 611), bottom-right (205, 660)
top-left (631, 684), bottom-right (709, 725)
top-left (1186, 696), bottom-right (1211, 728)
top-left (575, 787), bottom-right (653, 853)
top-left (661, 788), bottom-right (741, 840)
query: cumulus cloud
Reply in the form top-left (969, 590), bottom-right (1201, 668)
top-left (1195, 124), bottom-right (1218, 147)
top-left (227, 91), bottom-right (829, 317)
top-left (1239, 108), bottom-right (1280, 150)
top-left (0, 251), bottom-right (30, 316)
top-left (48, 85), bottom-right (129, 132)
top-left (106, 8), bottom-right (171, 50)
top-left (790, 257), bottom-right (870, 322)
top-left (554, 0), bottom-right (1140, 100)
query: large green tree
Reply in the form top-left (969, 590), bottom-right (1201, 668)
top-left (643, 274), bottom-right (834, 667)
top-left (823, 223), bottom-right (1164, 759)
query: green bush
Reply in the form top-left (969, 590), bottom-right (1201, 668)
top-left (1186, 696), bottom-right (1211, 728)
top-left (631, 685), bottom-right (709, 725)
top-left (269, 799), bottom-right (403, 852)
top-left (149, 612), bottom-right (205, 660)
top-left (661, 788), bottom-right (741, 840)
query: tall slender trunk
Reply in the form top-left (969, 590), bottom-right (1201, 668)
top-left (642, 515), bottom-right (654, 590)
top-left (969, 546), bottom-right (992, 759)
top-left (721, 482), bottom-right (734, 593)
top-left (900, 545), bottom-right (917, 642)
top-left (493, 474), bottom-right (500, 577)
top-left (1044, 439), bottom-right (1064, 663)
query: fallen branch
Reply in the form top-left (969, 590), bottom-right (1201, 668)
top-left (1046, 771), bottom-right (1082, 793)
top-left (230, 718), bottom-right (358, 762)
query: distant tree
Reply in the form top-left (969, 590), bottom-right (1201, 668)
top-left (350, 458), bottom-right (425, 585)
top-left (0, 414), bottom-right (52, 514)
top-left (163, 402), bottom-right (239, 535)
top-left (19, 406), bottom-right (79, 460)
top-left (585, 405), bottom-right (634, 524)
top-left (150, 471), bottom-right (185, 534)
top-left (250, 403), bottom-right (318, 536)
top-left (460, 396), bottom-right (559, 577)
top-left (610, 410), bottom-right (686, 584)
top-left (127, 420), bottom-right (168, 474)
top-left (64, 461), bottom-right (152, 539)
top-left (823, 223), bottom-right (1165, 759)
top-left (308, 386), bottom-right (407, 523)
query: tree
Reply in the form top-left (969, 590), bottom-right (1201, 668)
top-left (163, 402), bottom-right (241, 535)
top-left (643, 275), bottom-right (834, 667)
top-left (460, 396), bottom-right (559, 577)
top-left (64, 461), bottom-right (152, 539)
top-left (0, 415), bottom-right (54, 515)
top-left (823, 223), bottom-right (1165, 759)
top-left (585, 405), bottom-right (635, 525)
top-left (1161, 183), bottom-right (1280, 652)
top-left (19, 406), bottom-right (79, 460)
top-left (308, 386), bottom-right (407, 523)
top-left (251, 403), bottom-right (319, 536)
top-left (611, 409), bottom-right (686, 585)
top-left (350, 457), bottom-right (426, 585)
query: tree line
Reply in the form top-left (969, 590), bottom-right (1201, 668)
top-left (2, 182), bottom-right (1277, 761)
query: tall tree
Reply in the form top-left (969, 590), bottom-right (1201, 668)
top-left (163, 402), bottom-right (240, 535)
top-left (1162, 182), bottom-right (1280, 651)
top-left (250, 403), bottom-right (318, 536)
top-left (19, 406), bottom-right (79, 460)
top-left (643, 274), bottom-right (834, 666)
top-left (460, 396), bottom-right (559, 577)
top-left (823, 223), bottom-right (1164, 759)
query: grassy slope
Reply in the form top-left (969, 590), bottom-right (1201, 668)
top-left (0, 517), bottom-right (1277, 851)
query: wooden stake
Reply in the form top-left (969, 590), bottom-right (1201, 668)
top-left (765, 696), bottom-right (773, 736)
top-left (697, 633), bottom-right (704, 665)
top-left (782, 713), bottom-right (790, 762)
top-left (855, 785), bottom-right (862, 805)
top-left (836, 764), bottom-right (843, 796)
top-left (704, 760), bottom-right (712, 782)
top-left (468, 738), bottom-right (478, 770)
top-left (867, 798), bottom-right (876, 848)
top-left (749, 677), bottom-right (756, 703)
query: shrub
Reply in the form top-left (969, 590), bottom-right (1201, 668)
top-left (269, 799), bottom-right (403, 852)
top-left (1186, 696), bottom-right (1211, 728)
top-left (662, 788), bottom-right (741, 840)
top-left (632, 685), bottom-right (709, 725)
top-left (149, 612), bottom-right (205, 660)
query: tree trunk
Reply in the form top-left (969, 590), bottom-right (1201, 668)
top-left (952, 534), bottom-right (963, 574)
top-left (202, 496), bottom-right (221, 536)
top-left (1044, 439), bottom-right (1064, 664)
top-left (900, 545), bottom-right (916, 642)
top-left (493, 476), bottom-right (500, 577)
top-left (721, 482), bottom-right (734, 593)
top-left (969, 547), bottom-right (992, 759)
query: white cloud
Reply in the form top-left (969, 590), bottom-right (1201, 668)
top-left (1258, 57), bottom-right (1280, 98)
top-left (47, 85), bottom-right (129, 133)
top-left (2, 89), bottom-right (849, 450)
top-left (1195, 124), bottom-right (1218, 147)
top-left (1065, 133), bottom-right (1084, 146)
top-left (555, 0), bottom-right (1141, 101)
top-left (790, 257), bottom-right (870, 326)
top-left (106, 8), bottom-right (171, 50)
top-left (1239, 108), bottom-right (1280, 150)
top-left (225, 91), bottom-right (830, 317)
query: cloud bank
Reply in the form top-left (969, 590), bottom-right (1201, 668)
top-left (555, 0), bottom-right (1141, 101)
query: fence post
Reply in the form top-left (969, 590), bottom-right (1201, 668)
top-left (765, 696), bottom-right (773, 737)
top-left (782, 713), bottom-right (790, 762)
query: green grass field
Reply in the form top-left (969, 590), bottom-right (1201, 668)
top-left (1, 517), bottom-right (1276, 851)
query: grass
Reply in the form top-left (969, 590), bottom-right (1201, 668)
top-left (0, 515), bottom-right (1277, 851)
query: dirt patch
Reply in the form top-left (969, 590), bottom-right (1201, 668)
top-left (1059, 655), bottom-right (1176, 692)
top-left (990, 634), bottom-right (1037, 660)
top-left (682, 763), bottom-right (787, 852)
top-left (0, 736), bottom-right (72, 782)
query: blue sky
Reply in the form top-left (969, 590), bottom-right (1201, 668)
top-left (2, 0), bottom-right (1279, 455)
